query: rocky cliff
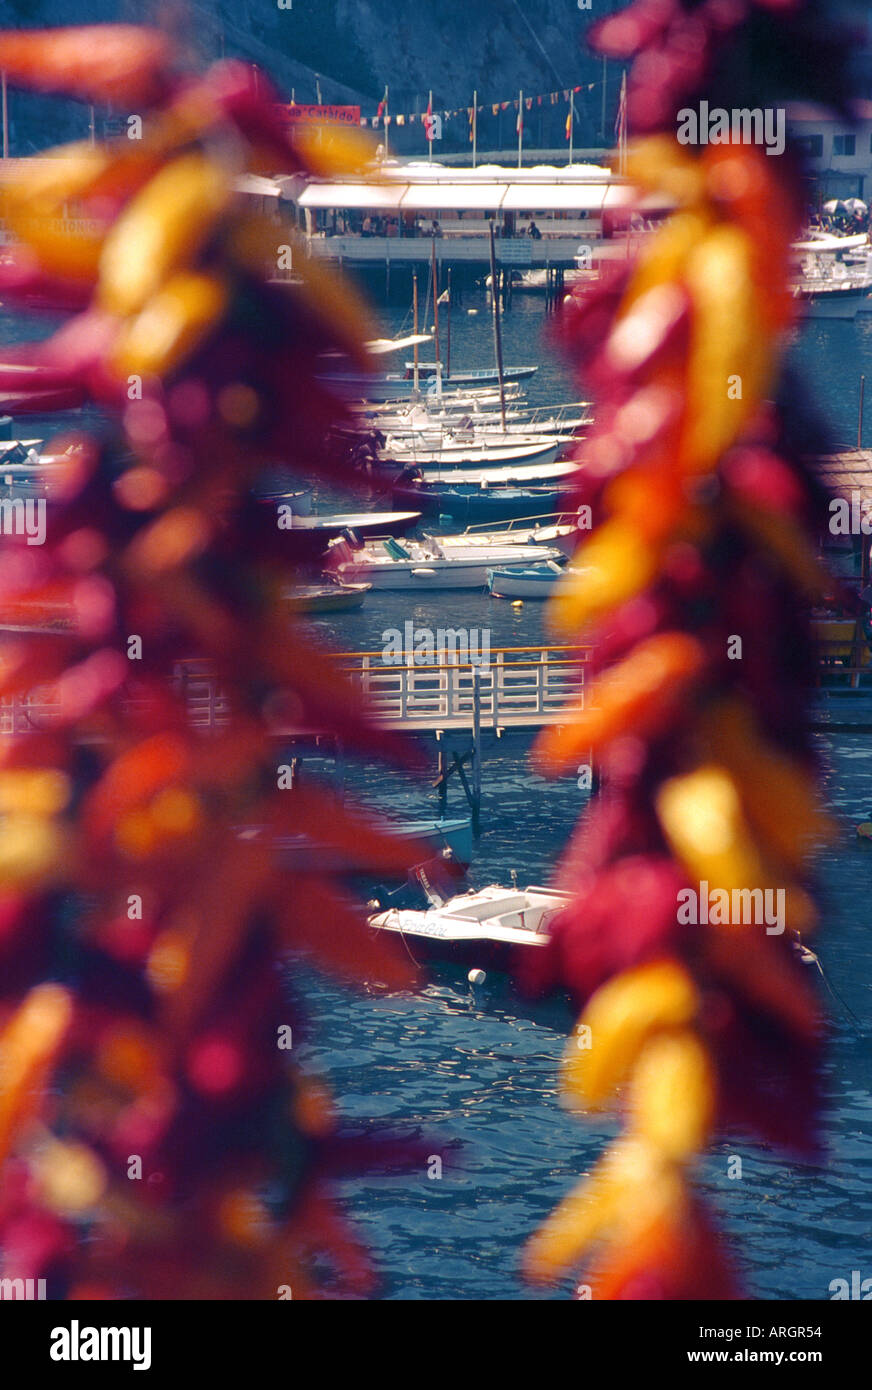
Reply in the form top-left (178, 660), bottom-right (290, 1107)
top-left (1, 0), bottom-right (625, 152)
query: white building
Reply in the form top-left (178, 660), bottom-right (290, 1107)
top-left (790, 101), bottom-right (872, 203)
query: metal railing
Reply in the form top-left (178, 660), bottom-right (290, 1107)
top-left (336, 644), bottom-right (589, 729)
top-left (4, 638), bottom-right (871, 737)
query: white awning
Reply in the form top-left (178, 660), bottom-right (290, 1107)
top-left (500, 182), bottom-right (610, 211)
top-left (399, 183), bottom-right (508, 210)
top-left (298, 183), bottom-right (406, 209)
top-left (235, 174), bottom-right (283, 197)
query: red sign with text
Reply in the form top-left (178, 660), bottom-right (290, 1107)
top-left (276, 104), bottom-right (361, 126)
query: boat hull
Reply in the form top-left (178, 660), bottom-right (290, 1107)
top-left (369, 926), bottom-right (539, 972)
top-left (392, 484), bottom-right (564, 523)
top-left (285, 582), bottom-right (370, 612)
top-left (488, 566), bottom-right (560, 598)
top-left (385, 441), bottom-right (562, 470)
top-left (278, 817), bottom-right (474, 871)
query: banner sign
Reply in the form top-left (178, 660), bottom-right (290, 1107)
top-left (277, 105), bottom-right (361, 126)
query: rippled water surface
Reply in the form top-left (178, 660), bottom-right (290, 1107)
top-left (3, 294), bottom-right (871, 1300)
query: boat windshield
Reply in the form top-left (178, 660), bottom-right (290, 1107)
top-left (447, 892), bottom-right (528, 921)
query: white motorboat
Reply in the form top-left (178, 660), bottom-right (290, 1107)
top-left (428, 511), bottom-right (579, 552)
top-left (792, 231), bottom-right (872, 318)
top-left (368, 881), bottom-right (572, 965)
top-left (336, 534), bottom-right (565, 590)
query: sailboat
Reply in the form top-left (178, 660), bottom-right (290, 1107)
top-left (383, 435), bottom-right (565, 470)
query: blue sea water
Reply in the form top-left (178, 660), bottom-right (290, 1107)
top-left (2, 293), bottom-right (871, 1301)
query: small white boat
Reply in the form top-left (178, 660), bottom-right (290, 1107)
top-left (337, 535), bottom-right (565, 591)
top-left (369, 881), bottom-right (572, 965)
top-left (487, 561), bottom-right (565, 598)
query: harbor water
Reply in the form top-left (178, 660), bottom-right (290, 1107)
top-left (2, 294), bottom-right (871, 1300)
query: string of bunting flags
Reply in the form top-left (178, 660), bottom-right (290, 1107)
top-left (360, 83), bottom-right (595, 137)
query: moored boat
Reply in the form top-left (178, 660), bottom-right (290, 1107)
top-left (336, 534), bottom-right (564, 590)
top-left (277, 816), bottom-right (474, 871)
top-left (392, 483), bottom-right (565, 523)
top-left (487, 562), bottom-right (565, 598)
top-left (398, 458), bottom-right (575, 487)
top-left (284, 580), bottom-right (371, 613)
top-left (368, 881), bottom-right (572, 968)
top-left (428, 512), bottom-right (579, 553)
top-left (321, 363), bottom-right (537, 402)
top-left (286, 509), bottom-right (422, 539)
top-left (383, 436), bottom-right (564, 470)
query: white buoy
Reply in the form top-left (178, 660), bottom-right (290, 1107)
top-left (468, 968), bottom-right (486, 986)
top-left (467, 308), bottom-right (478, 315)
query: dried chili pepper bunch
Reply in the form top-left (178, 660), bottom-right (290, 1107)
top-left (523, 0), bottom-right (854, 1297)
top-left (0, 27), bottom-right (419, 1300)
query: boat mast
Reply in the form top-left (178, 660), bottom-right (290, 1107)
top-left (431, 237), bottom-right (441, 385)
top-left (412, 270), bottom-right (420, 398)
top-left (488, 221), bottom-right (507, 430)
top-left (446, 267), bottom-right (452, 380)
top-left (472, 89), bottom-right (477, 169)
top-left (517, 88), bottom-right (523, 169)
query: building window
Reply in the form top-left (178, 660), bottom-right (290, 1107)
top-left (833, 134), bottom-right (856, 156)
top-left (796, 134), bottom-right (824, 157)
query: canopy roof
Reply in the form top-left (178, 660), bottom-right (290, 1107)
top-left (296, 171), bottom-right (645, 214)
